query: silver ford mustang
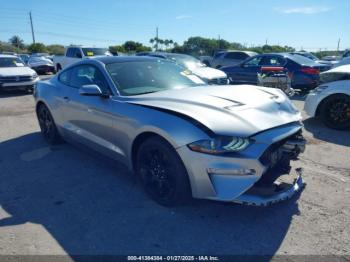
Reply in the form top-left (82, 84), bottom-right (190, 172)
top-left (34, 56), bottom-right (306, 206)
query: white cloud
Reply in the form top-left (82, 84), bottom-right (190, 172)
top-left (175, 15), bottom-right (192, 20)
top-left (275, 6), bottom-right (332, 15)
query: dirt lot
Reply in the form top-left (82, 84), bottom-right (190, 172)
top-left (0, 83), bottom-right (349, 257)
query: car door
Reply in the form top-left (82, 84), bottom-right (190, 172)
top-left (234, 56), bottom-right (263, 84)
top-left (58, 64), bottom-right (125, 160)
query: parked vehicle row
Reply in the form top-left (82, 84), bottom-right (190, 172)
top-left (136, 52), bottom-right (229, 85)
top-left (221, 53), bottom-right (331, 91)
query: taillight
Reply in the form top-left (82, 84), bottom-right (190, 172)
top-left (301, 67), bottom-right (320, 75)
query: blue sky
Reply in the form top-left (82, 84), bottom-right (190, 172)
top-left (0, 0), bottom-right (349, 51)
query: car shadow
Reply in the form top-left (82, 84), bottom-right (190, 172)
top-left (0, 89), bottom-right (32, 98)
top-left (0, 132), bottom-right (302, 257)
top-left (303, 117), bottom-right (350, 146)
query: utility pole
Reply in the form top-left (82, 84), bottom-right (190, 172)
top-left (218, 34), bottom-right (221, 50)
top-left (29, 11), bottom-right (35, 44)
top-left (155, 27), bottom-right (158, 51)
top-left (337, 38), bottom-right (341, 52)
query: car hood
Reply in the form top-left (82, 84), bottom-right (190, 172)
top-left (190, 66), bottom-right (227, 80)
top-left (0, 66), bottom-right (36, 77)
top-left (124, 85), bottom-right (301, 137)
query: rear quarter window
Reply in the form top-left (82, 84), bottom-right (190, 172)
top-left (58, 69), bottom-right (72, 85)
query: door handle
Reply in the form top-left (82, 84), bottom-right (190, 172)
top-left (63, 96), bottom-right (70, 102)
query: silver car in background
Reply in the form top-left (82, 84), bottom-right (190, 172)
top-left (34, 56), bottom-right (306, 206)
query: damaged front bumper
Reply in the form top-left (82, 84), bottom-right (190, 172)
top-left (177, 122), bottom-right (306, 206)
top-left (233, 168), bottom-right (305, 206)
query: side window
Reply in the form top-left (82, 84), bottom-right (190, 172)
top-left (343, 51), bottom-right (350, 58)
top-left (66, 48), bottom-right (74, 58)
top-left (73, 48), bottom-right (82, 58)
top-left (58, 69), bottom-right (72, 85)
top-left (225, 52), bottom-right (239, 59)
top-left (260, 56), bottom-right (286, 66)
top-left (244, 56), bottom-right (262, 66)
top-left (70, 65), bottom-right (109, 92)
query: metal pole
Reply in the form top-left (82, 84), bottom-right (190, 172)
top-left (29, 11), bottom-right (35, 44)
top-left (337, 38), bottom-right (340, 52)
top-left (156, 27), bottom-right (158, 51)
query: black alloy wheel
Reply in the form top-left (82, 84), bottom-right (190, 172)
top-left (320, 94), bottom-right (350, 130)
top-left (37, 104), bottom-right (62, 144)
top-left (136, 137), bottom-right (191, 206)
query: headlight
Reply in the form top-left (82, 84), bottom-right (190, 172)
top-left (32, 73), bottom-right (38, 79)
top-left (312, 85), bottom-right (328, 94)
top-left (188, 136), bottom-right (250, 154)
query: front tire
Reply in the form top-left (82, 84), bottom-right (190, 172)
top-left (319, 94), bottom-right (350, 130)
top-left (135, 137), bottom-right (191, 206)
top-left (37, 104), bottom-right (62, 144)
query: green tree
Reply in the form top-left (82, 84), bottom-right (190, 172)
top-left (9, 35), bottom-right (25, 49)
top-left (27, 43), bottom-right (47, 53)
top-left (46, 44), bottom-right (65, 55)
top-left (109, 45), bottom-right (126, 55)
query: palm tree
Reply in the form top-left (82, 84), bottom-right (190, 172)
top-left (9, 35), bottom-right (24, 50)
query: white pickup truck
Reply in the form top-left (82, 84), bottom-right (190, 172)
top-left (53, 46), bottom-right (112, 71)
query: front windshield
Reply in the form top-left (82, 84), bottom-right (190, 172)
top-left (166, 54), bottom-right (205, 70)
top-left (29, 56), bottom-right (52, 63)
top-left (82, 48), bottom-right (111, 56)
top-left (106, 60), bottom-right (206, 96)
top-left (0, 57), bottom-right (25, 68)
top-left (320, 72), bottom-right (350, 84)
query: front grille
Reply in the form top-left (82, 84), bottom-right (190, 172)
top-left (258, 130), bottom-right (304, 185)
top-left (0, 75), bottom-right (34, 83)
top-left (208, 77), bottom-right (228, 85)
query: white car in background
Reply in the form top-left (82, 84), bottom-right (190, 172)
top-left (0, 55), bottom-right (39, 92)
top-left (28, 56), bottom-right (56, 74)
top-left (305, 65), bottom-right (350, 129)
top-left (53, 46), bottom-right (112, 72)
top-left (138, 52), bottom-right (229, 85)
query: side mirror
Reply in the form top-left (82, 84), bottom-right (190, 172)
top-left (79, 84), bottom-right (103, 97)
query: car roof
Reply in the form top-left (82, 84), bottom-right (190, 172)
top-left (0, 54), bottom-right (18, 58)
top-left (93, 55), bottom-right (162, 64)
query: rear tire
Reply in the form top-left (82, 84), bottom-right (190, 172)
top-left (36, 103), bottom-right (62, 144)
top-left (319, 94), bottom-right (350, 130)
top-left (135, 136), bottom-right (191, 206)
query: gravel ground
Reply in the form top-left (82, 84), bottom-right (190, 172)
top-left (0, 82), bottom-right (349, 257)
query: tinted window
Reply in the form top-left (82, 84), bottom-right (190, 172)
top-left (243, 56), bottom-right (262, 66)
top-left (70, 65), bottom-right (109, 92)
top-left (58, 69), bottom-right (72, 85)
top-left (82, 48), bottom-right (111, 56)
top-left (259, 56), bottom-right (286, 66)
top-left (288, 54), bottom-right (316, 65)
top-left (225, 52), bottom-right (248, 60)
top-left (343, 51), bottom-right (350, 58)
